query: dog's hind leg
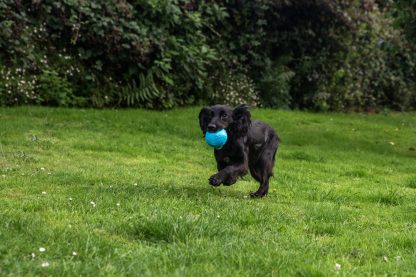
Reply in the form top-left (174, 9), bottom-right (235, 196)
top-left (250, 135), bottom-right (278, 197)
top-left (249, 160), bottom-right (271, 197)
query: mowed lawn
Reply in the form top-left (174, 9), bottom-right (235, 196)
top-left (0, 107), bottom-right (415, 276)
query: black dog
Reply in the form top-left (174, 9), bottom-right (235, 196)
top-left (199, 104), bottom-right (279, 197)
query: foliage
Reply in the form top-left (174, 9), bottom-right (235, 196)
top-left (0, 0), bottom-right (217, 108)
top-left (37, 70), bottom-right (74, 106)
top-left (208, 67), bottom-right (260, 107)
top-left (313, 7), bottom-right (416, 111)
top-left (394, 0), bottom-right (416, 44)
top-left (257, 57), bottom-right (295, 109)
top-left (0, 0), bottom-right (415, 111)
top-left (0, 65), bottom-right (37, 106)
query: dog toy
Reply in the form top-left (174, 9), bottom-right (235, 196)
top-left (205, 129), bottom-right (228, 149)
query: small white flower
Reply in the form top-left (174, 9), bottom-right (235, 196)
top-left (40, 167), bottom-right (45, 171)
top-left (69, 197), bottom-right (73, 201)
top-left (41, 191), bottom-right (47, 195)
top-left (383, 256), bottom-right (388, 262)
top-left (90, 201), bottom-right (96, 207)
top-left (31, 253), bottom-right (36, 258)
top-left (47, 172), bottom-right (51, 175)
top-left (335, 263), bottom-right (341, 270)
top-left (133, 183), bottom-right (138, 186)
top-left (396, 256), bottom-right (401, 261)
top-left (217, 215), bottom-right (220, 218)
top-left (39, 247), bottom-right (46, 252)
top-left (41, 261), bottom-right (49, 267)
top-left (72, 251), bottom-right (77, 256)
top-left (116, 203), bottom-right (120, 207)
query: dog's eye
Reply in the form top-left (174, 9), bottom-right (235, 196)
top-left (221, 114), bottom-right (228, 120)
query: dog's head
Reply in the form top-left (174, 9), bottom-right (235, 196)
top-left (199, 104), bottom-right (251, 137)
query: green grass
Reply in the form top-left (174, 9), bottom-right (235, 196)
top-left (1, 106), bottom-right (416, 276)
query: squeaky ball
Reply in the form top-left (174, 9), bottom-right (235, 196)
top-left (205, 129), bottom-right (228, 149)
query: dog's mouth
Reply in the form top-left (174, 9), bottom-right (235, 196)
top-left (207, 125), bottom-right (227, 133)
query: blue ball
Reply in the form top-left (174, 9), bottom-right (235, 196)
top-left (205, 129), bottom-right (228, 149)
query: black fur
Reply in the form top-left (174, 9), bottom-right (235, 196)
top-left (198, 104), bottom-right (279, 197)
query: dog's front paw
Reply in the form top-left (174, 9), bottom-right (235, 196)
top-left (209, 174), bottom-right (222, 186)
top-left (223, 176), bottom-right (237, 186)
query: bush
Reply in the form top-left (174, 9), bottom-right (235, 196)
top-left (394, 0), bottom-right (416, 44)
top-left (208, 68), bottom-right (260, 107)
top-left (0, 65), bottom-right (37, 106)
top-left (313, 7), bottom-right (416, 111)
top-left (257, 57), bottom-right (295, 109)
top-left (0, 0), bottom-right (217, 108)
top-left (0, 0), bottom-right (415, 111)
top-left (37, 70), bottom-right (73, 106)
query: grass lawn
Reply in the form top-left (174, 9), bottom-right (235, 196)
top-left (0, 106), bottom-right (415, 276)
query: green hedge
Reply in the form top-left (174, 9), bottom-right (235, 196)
top-left (0, 0), bottom-right (415, 111)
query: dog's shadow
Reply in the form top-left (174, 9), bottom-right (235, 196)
top-left (113, 179), bottom-right (257, 201)
top-left (160, 183), bottom-right (253, 200)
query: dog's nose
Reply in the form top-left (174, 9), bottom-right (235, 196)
top-left (207, 124), bottom-right (216, 132)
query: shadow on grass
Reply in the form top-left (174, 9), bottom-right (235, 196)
top-left (48, 170), bottom-right (252, 201)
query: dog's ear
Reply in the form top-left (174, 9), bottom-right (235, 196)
top-left (198, 107), bottom-right (211, 134)
top-left (232, 104), bottom-right (251, 136)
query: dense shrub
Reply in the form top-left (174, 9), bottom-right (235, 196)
top-left (207, 68), bottom-right (260, 107)
top-left (0, 0), bottom-right (217, 108)
top-left (394, 0), bottom-right (416, 44)
top-left (37, 70), bottom-right (74, 106)
top-left (207, 0), bottom-right (416, 111)
top-left (0, 65), bottom-right (37, 105)
top-left (312, 7), bottom-right (416, 111)
top-left (257, 57), bottom-right (295, 109)
top-left (0, 0), bottom-right (415, 111)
